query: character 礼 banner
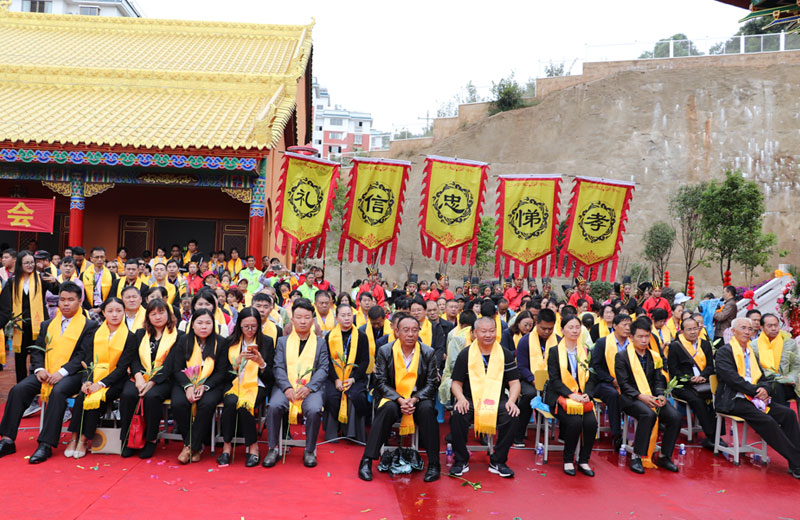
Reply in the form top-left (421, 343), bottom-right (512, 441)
top-left (274, 152), bottom-right (340, 259)
top-left (558, 176), bottom-right (635, 281)
top-left (495, 175), bottom-right (562, 278)
top-left (338, 157), bottom-right (410, 265)
top-left (0, 197), bottom-right (55, 233)
top-left (418, 155), bottom-right (488, 265)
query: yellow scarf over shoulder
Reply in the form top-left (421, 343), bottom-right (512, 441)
top-left (12, 273), bottom-right (45, 353)
top-left (82, 264), bottom-right (113, 306)
top-left (127, 307), bottom-right (146, 331)
top-left (227, 258), bottom-right (243, 278)
top-left (41, 311), bottom-right (86, 403)
top-left (138, 327), bottom-right (178, 381)
top-left (262, 318), bottom-right (278, 344)
top-left (225, 341), bottom-right (260, 413)
top-left (316, 311), bottom-right (335, 332)
top-left (597, 319), bottom-right (612, 339)
top-left (627, 345), bottom-right (663, 468)
top-left (84, 322), bottom-right (128, 410)
top-left (557, 340), bottom-right (590, 414)
top-left (188, 337), bottom-right (217, 385)
top-left (605, 336), bottom-right (620, 381)
top-left (678, 335), bottom-right (706, 371)
top-left (328, 325), bottom-right (359, 423)
top-left (731, 336), bottom-right (762, 385)
top-left (493, 315), bottom-right (503, 342)
top-left (529, 332), bottom-right (557, 372)
top-left (756, 332), bottom-right (784, 373)
top-left (285, 331), bottom-right (317, 424)
top-left (419, 317), bottom-right (433, 346)
top-left (467, 340), bottom-right (504, 436)
top-left (380, 340), bottom-right (419, 435)
top-left (150, 281), bottom-right (177, 305)
top-left (116, 278), bottom-right (144, 299)
top-left (364, 321), bottom-right (392, 374)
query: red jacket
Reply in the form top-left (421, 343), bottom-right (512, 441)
top-left (642, 296), bottom-right (671, 318)
top-left (504, 286), bottom-right (529, 311)
top-left (358, 282), bottom-right (385, 307)
top-left (568, 291), bottom-right (594, 309)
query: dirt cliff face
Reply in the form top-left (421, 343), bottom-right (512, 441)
top-left (332, 65), bottom-right (800, 295)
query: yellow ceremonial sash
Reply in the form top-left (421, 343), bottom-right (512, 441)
top-left (41, 311), bottom-right (86, 403)
top-left (649, 333), bottom-right (669, 378)
top-left (554, 312), bottom-right (562, 336)
top-left (11, 274), bottom-right (45, 353)
top-left (364, 321), bottom-right (392, 374)
top-left (328, 326), bottom-right (359, 423)
top-left (138, 327), bottom-right (178, 381)
top-left (557, 340), bottom-right (590, 414)
top-left (626, 345), bottom-right (663, 468)
top-left (116, 278), bottom-right (144, 298)
top-left (598, 320), bottom-right (612, 339)
top-left (731, 337), bottom-right (762, 385)
top-left (467, 340), bottom-right (504, 436)
top-left (0, 328), bottom-right (4, 365)
top-left (605, 337), bottom-right (619, 381)
top-left (756, 333), bottom-right (784, 373)
top-left (82, 264), bottom-right (113, 306)
top-left (225, 341), bottom-right (260, 413)
top-left (126, 307), bottom-right (146, 331)
top-left (57, 272), bottom-right (78, 283)
top-left (678, 335), bottom-right (707, 371)
top-left (666, 318), bottom-right (679, 340)
top-left (419, 317), bottom-right (433, 346)
top-left (84, 323), bottom-right (128, 410)
top-left (355, 311), bottom-right (367, 329)
top-left (116, 257), bottom-right (125, 273)
top-left (529, 333), bottom-right (557, 372)
top-left (214, 307), bottom-right (228, 330)
top-left (227, 258), bottom-right (243, 278)
top-left (138, 274), bottom-right (150, 285)
top-left (285, 331), bottom-right (317, 424)
top-left (494, 315), bottom-right (503, 342)
top-left (652, 326), bottom-right (673, 353)
top-left (183, 251), bottom-right (193, 266)
top-left (188, 338), bottom-right (216, 384)
top-left (150, 281), bottom-right (177, 305)
top-left (316, 311), bottom-right (335, 332)
top-left (512, 333), bottom-right (522, 350)
top-left (380, 341), bottom-right (420, 435)
top-left (262, 319), bottom-right (278, 344)
top-left (269, 309), bottom-right (283, 325)
top-left (242, 291), bottom-right (253, 307)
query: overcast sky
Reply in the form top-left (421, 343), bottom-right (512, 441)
top-left (138, 0), bottom-right (748, 133)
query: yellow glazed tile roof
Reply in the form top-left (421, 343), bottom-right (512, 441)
top-left (0, 7), bottom-right (313, 151)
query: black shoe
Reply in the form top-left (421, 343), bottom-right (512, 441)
top-left (449, 462), bottom-right (469, 476)
top-left (120, 446), bottom-right (136, 458)
top-left (612, 434), bottom-right (622, 452)
top-left (656, 456), bottom-right (679, 473)
top-left (0, 439), bottom-right (16, 458)
top-left (216, 452), bottom-right (231, 466)
top-left (303, 451), bottom-right (317, 468)
top-left (139, 441), bottom-right (157, 459)
top-left (578, 463), bottom-right (595, 477)
top-left (629, 456), bottom-right (644, 474)
top-left (358, 458), bottom-right (373, 481)
top-left (29, 443), bottom-right (51, 464)
top-left (262, 449), bottom-right (278, 468)
top-left (424, 463), bottom-right (441, 482)
top-left (512, 438), bottom-right (526, 448)
top-left (488, 462), bottom-right (515, 478)
top-left (245, 453), bottom-right (260, 468)
top-left (563, 463), bottom-right (576, 476)
top-left (701, 438), bottom-right (715, 451)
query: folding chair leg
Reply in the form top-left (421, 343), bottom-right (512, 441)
top-left (543, 420), bottom-right (550, 464)
top-left (685, 408), bottom-right (693, 442)
top-left (714, 416), bottom-right (722, 455)
top-left (732, 423), bottom-right (740, 465)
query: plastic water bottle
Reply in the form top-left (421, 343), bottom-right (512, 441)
top-left (445, 443), bottom-right (454, 466)
top-left (618, 446), bottom-right (627, 467)
top-left (535, 443), bottom-right (544, 466)
top-left (677, 443), bottom-right (686, 466)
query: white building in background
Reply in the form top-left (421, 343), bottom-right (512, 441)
top-left (9, 0), bottom-right (142, 17)
top-left (311, 78), bottom-right (390, 160)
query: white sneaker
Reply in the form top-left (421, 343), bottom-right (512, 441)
top-left (22, 401), bottom-right (41, 418)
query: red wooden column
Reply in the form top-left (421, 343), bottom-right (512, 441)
top-left (247, 158), bottom-right (267, 257)
top-left (68, 173), bottom-right (84, 247)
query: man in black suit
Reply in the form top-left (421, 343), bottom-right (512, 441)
top-left (109, 258), bottom-right (147, 299)
top-left (715, 317), bottom-right (800, 479)
top-left (427, 298), bottom-right (454, 337)
top-left (616, 318), bottom-right (681, 474)
top-left (358, 313), bottom-right (440, 483)
top-left (409, 296), bottom-right (446, 373)
top-left (667, 316), bottom-right (717, 449)
top-left (0, 282), bottom-right (98, 463)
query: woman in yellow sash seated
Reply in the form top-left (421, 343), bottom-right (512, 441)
top-left (500, 310), bottom-right (533, 352)
top-left (216, 308), bottom-right (275, 467)
top-left (119, 299), bottom-right (182, 458)
top-left (590, 304), bottom-right (616, 343)
top-left (65, 297), bottom-right (138, 458)
top-left (170, 308), bottom-right (228, 464)
top-left (545, 314), bottom-right (597, 477)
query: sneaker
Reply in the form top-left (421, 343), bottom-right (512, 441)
top-left (512, 438), bottom-right (525, 448)
top-left (449, 462), bottom-right (469, 476)
top-left (23, 401), bottom-right (41, 418)
top-left (489, 462), bottom-right (515, 478)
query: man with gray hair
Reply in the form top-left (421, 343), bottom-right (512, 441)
top-left (751, 313), bottom-right (800, 406)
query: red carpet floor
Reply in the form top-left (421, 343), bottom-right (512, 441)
top-left (0, 412), bottom-right (798, 520)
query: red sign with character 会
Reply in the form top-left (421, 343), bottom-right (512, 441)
top-left (0, 197), bottom-right (56, 233)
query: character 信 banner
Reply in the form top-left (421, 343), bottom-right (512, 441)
top-left (274, 152), bottom-right (339, 258)
top-left (0, 197), bottom-right (55, 233)
top-left (558, 176), bottom-right (635, 281)
top-left (338, 157), bottom-right (410, 265)
top-left (495, 175), bottom-right (561, 278)
top-left (418, 155), bottom-right (488, 265)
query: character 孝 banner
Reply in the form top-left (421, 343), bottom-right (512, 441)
top-left (418, 155), bottom-right (488, 265)
top-left (0, 197), bottom-right (55, 233)
top-left (558, 176), bottom-right (635, 281)
top-left (274, 152), bottom-right (340, 259)
top-left (494, 175), bottom-right (562, 278)
top-left (338, 157), bottom-right (411, 265)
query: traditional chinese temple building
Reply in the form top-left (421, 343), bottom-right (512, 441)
top-left (0, 5), bottom-right (313, 259)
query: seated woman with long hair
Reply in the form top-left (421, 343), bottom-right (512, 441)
top-left (545, 314), bottom-right (598, 477)
top-left (65, 297), bottom-right (138, 458)
top-left (216, 308), bottom-right (275, 467)
top-left (501, 310), bottom-right (534, 351)
top-left (178, 288), bottom-right (230, 338)
top-left (170, 308), bottom-right (227, 464)
top-left (119, 299), bottom-right (182, 458)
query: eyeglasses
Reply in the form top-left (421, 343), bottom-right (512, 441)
top-left (241, 324), bottom-right (259, 330)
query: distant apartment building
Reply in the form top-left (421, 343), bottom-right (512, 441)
top-left (311, 78), bottom-right (390, 160)
top-left (9, 0), bottom-right (142, 17)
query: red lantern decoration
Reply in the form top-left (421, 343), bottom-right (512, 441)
top-left (723, 270), bottom-right (732, 286)
top-left (687, 275), bottom-right (695, 300)
top-left (664, 271), bottom-right (670, 287)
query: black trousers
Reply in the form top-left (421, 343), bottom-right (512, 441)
top-left (771, 384), bottom-right (799, 408)
top-left (363, 399), bottom-right (440, 464)
top-left (171, 385), bottom-right (224, 452)
top-left (119, 379), bottom-right (173, 443)
top-left (673, 385), bottom-right (716, 438)
top-left (729, 399), bottom-right (800, 470)
top-left (323, 379), bottom-right (369, 440)
top-left (14, 327), bottom-right (33, 383)
top-left (516, 380), bottom-right (537, 441)
top-left (555, 407), bottom-right (597, 464)
top-left (220, 386), bottom-right (268, 446)
top-left (594, 382), bottom-right (622, 436)
top-left (623, 400), bottom-right (681, 458)
top-left (450, 398), bottom-right (517, 465)
top-left (68, 384), bottom-right (123, 440)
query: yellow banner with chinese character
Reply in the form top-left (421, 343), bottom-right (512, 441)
top-left (495, 175), bottom-right (561, 278)
top-left (338, 157), bottom-right (410, 265)
top-left (0, 197), bottom-right (55, 233)
top-left (419, 156), bottom-right (488, 265)
top-left (559, 177), bottom-right (635, 281)
top-left (274, 153), bottom-right (340, 258)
